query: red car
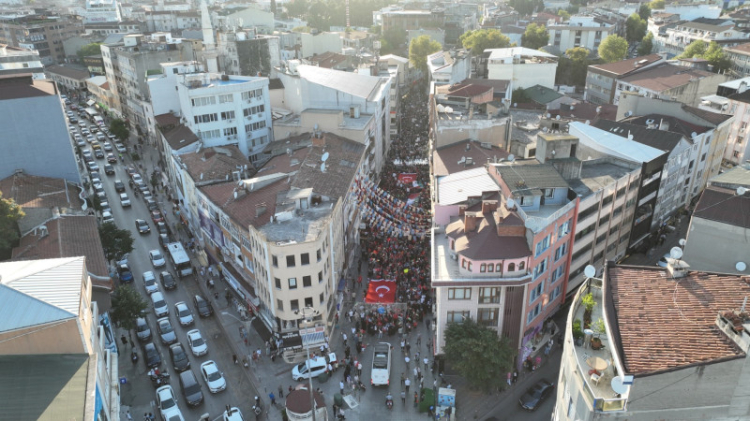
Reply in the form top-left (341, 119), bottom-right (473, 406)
top-left (151, 210), bottom-right (164, 223)
top-left (126, 166), bottom-right (137, 177)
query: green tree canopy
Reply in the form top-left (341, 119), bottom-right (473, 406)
top-left (522, 23), bottom-right (550, 49)
top-left (380, 27), bottom-right (407, 55)
top-left (638, 4), bottom-right (651, 20)
top-left (508, 0), bottom-right (544, 15)
top-left (409, 35), bottom-right (442, 72)
top-left (626, 13), bottom-right (647, 43)
top-left (77, 43), bottom-right (102, 59)
top-left (678, 40), bottom-right (731, 73)
top-left (458, 29), bottom-right (510, 55)
top-left (649, 0), bottom-right (665, 9)
top-left (556, 47), bottom-right (591, 86)
top-left (598, 34), bottom-right (628, 63)
top-left (110, 285), bottom-right (148, 331)
top-left (109, 118), bottom-right (129, 142)
top-left (285, 0), bottom-right (309, 17)
top-left (638, 32), bottom-right (654, 56)
top-left (291, 26), bottom-right (312, 33)
top-left (99, 222), bottom-right (134, 262)
top-left (567, 46), bottom-right (590, 62)
top-left (557, 9), bottom-right (571, 20)
top-left (442, 318), bottom-right (514, 391)
top-left (0, 191), bottom-right (24, 250)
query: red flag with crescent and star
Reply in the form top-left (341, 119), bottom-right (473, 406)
top-left (365, 279), bottom-right (396, 303)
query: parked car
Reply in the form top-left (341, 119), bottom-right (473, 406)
top-left (143, 342), bottom-right (161, 368)
top-left (178, 370), bottom-right (204, 406)
top-left (193, 295), bottom-right (213, 318)
top-left (86, 161), bottom-right (99, 171)
top-left (200, 360), bottom-right (226, 393)
top-left (136, 317), bottom-right (152, 342)
top-left (156, 222), bottom-right (168, 235)
top-left (101, 211), bottom-right (115, 224)
top-left (169, 343), bottom-right (190, 372)
top-left (115, 143), bottom-right (127, 153)
top-left (119, 192), bottom-right (131, 207)
top-left (143, 271), bottom-right (158, 294)
top-left (103, 141), bottom-right (113, 152)
top-left (186, 329), bottom-right (207, 356)
top-left (160, 271), bottom-right (177, 290)
top-left (150, 249), bottom-right (166, 267)
top-left (151, 209), bottom-right (164, 223)
top-left (223, 408), bottom-right (244, 421)
top-left (136, 218), bottom-right (151, 234)
top-left (158, 233), bottom-right (171, 249)
top-left (174, 301), bottom-right (194, 326)
top-left (292, 356), bottom-right (328, 381)
top-left (519, 379), bottom-right (554, 411)
top-left (156, 386), bottom-right (184, 421)
top-left (157, 317), bottom-right (178, 345)
top-left (146, 199), bottom-right (159, 211)
top-left (117, 263), bottom-right (133, 283)
top-left (151, 292), bottom-right (169, 317)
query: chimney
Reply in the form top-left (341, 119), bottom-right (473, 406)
top-left (458, 205), bottom-right (467, 216)
top-left (255, 203), bottom-right (267, 217)
top-left (666, 258), bottom-right (690, 279)
top-left (481, 200), bottom-right (498, 213)
top-left (464, 212), bottom-right (479, 232)
top-left (312, 132), bottom-right (326, 147)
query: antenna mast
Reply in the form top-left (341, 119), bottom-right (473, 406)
top-left (346, 0), bottom-right (350, 28)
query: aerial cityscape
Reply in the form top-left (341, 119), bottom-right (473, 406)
top-left (1, 0), bottom-right (750, 420)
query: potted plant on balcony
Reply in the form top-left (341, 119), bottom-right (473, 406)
top-left (591, 317), bottom-right (606, 350)
top-left (572, 319), bottom-right (585, 346)
top-left (581, 292), bottom-right (595, 328)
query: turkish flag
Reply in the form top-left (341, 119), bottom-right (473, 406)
top-left (398, 173), bottom-right (418, 184)
top-left (365, 279), bottom-right (397, 303)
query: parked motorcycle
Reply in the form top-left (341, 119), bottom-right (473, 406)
top-left (149, 370), bottom-right (170, 387)
top-left (356, 381), bottom-right (366, 393)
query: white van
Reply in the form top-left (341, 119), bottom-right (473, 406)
top-left (152, 291), bottom-right (169, 317)
top-left (292, 356), bottom-right (328, 381)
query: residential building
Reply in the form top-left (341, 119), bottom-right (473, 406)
top-left (273, 63), bottom-right (391, 176)
top-left (662, 19), bottom-right (750, 56)
top-left (84, 20), bottom-right (145, 36)
top-left (149, 63), bottom-right (274, 160)
top-left (299, 31), bottom-right (343, 58)
top-left (483, 47), bottom-right (558, 90)
top-left (144, 11), bottom-right (201, 32)
top-left (84, 0), bottom-right (121, 24)
top-left (380, 10), bottom-right (445, 33)
top-left (613, 63), bottom-right (730, 106)
top-left (44, 64), bottom-right (90, 94)
top-left (569, 122), bottom-right (668, 250)
top-left (86, 75), bottom-right (116, 111)
top-left (699, 77), bottom-right (750, 165)
top-left (304, 52), bottom-right (356, 71)
top-left (0, 13), bottom-right (85, 65)
top-left (0, 74), bottom-right (81, 184)
top-left (441, 2), bottom-right (480, 44)
top-left (358, 56), bottom-right (403, 137)
top-left (662, 4), bottom-right (722, 21)
top-left (548, 14), bottom-right (614, 53)
top-left (211, 5), bottom-right (275, 33)
top-left (647, 12), bottom-right (680, 53)
top-left (426, 49), bottom-right (472, 86)
top-left (432, 157), bottom-right (577, 370)
top-left (217, 30), bottom-right (281, 77)
top-left (522, 84), bottom-right (571, 110)
top-left (196, 132), bottom-right (366, 350)
top-left (554, 262), bottom-right (750, 421)
top-left (585, 54), bottom-right (666, 105)
top-left (0, 257), bottom-right (119, 421)
top-left (0, 44), bottom-right (43, 76)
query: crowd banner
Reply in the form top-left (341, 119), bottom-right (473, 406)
top-left (365, 279), bottom-right (397, 303)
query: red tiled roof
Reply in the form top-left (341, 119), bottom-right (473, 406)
top-left (607, 264), bottom-right (750, 376)
top-left (726, 42), bottom-right (750, 55)
top-left (436, 83), bottom-right (493, 99)
top-left (446, 210), bottom-right (530, 260)
top-left (433, 140), bottom-right (508, 176)
top-left (693, 186), bottom-right (750, 229)
top-left (619, 63), bottom-right (716, 93)
top-left (0, 172), bottom-right (82, 210)
top-left (588, 54), bottom-right (663, 76)
top-left (180, 145), bottom-right (253, 183)
top-left (155, 113), bottom-right (180, 127)
top-left (0, 74), bottom-right (56, 100)
top-left (199, 178), bottom-right (290, 229)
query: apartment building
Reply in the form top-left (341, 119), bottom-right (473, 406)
top-left (426, 49), bottom-right (472, 86)
top-left (216, 30), bottom-right (281, 78)
top-left (144, 10), bottom-right (201, 32)
top-left (699, 77), bottom-right (750, 165)
top-left (584, 54), bottom-right (665, 105)
top-left (554, 262), bottom-right (750, 421)
top-left (0, 13), bottom-right (84, 65)
top-left (0, 44), bottom-right (43, 76)
top-left (380, 9), bottom-right (445, 32)
top-left (44, 64), bottom-right (90, 93)
top-left (662, 19), bottom-right (750, 56)
top-left (483, 47), bottom-right (558, 90)
top-left (548, 14), bottom-right (614, 53)
top-left (196, 132), bottom-right (366, 349)
top-left (84, 0), bottom-right (121, 24)
top-left (613, 63), bottom-right (730, 106)
top-left (725, 43), bottom-right (750, 76)
top-left (358, 56), bottom-right (403, 137)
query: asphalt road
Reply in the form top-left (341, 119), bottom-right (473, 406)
top-left (67, 105), bottom-right (255, 421)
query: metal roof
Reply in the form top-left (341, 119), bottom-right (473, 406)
top-left (437, 167), bottom-right (499, 205)
top-left (570, 122), bottom-right (666, 163)
top-left (0, 257), bottom-right (84, 333)
top-left (297, 64), bottom-right (387, 100)
top-left (485, 47), bottom-right (557, 59)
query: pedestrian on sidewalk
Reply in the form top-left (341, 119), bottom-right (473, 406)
top-left (400, 339), bottom-right (405, 352)
top-left (401, 372), bottom-right (406, 387)
top-left (342, 332), bottom-right (348, 346)
top-left (405, 377), bottom-right (411, 393)
top-left (357, 362), bottom-right (362, 376)
top-left (339, 380), bottom-right (345, 395)
top-left (416, 333), bottom-right (421, 347)
top-left (401, 390), bottom-right (406, 404)
top-left (406, 342), bottom-right (411, 355)
top-left (125, 411), bottom-right (132, 420)
top-left (423, 357), bottom-right (429, 370)
top-left (121, 334), bottom-right (128, 346)
top-left (269, 392), bottom-right (276, 406)
top-left (413, 366), bottom-right (418, 381)
top-left (405, 355), bottom-right (410, 368)
top-left (278, 385), bottom-right (284, 398)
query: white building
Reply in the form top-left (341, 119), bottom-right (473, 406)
top-left (149, 63), bottom-right (274, 160)
top-left (699, 77), bottom-right (750, 166)
top-left (426, 49), bottom-right (471, 86)
top-left (548, 14), bottom-right (613, 53)
top-left (84, 0), bottom-right (121, 24)
top-left (217, 30), bottom-right (281, 78)
top-left (485, 47), bottom-right (558, 90)
top-left (300, 31), bottom-right (343, 58)
top-left (663, 20), bottom-right (750, 56)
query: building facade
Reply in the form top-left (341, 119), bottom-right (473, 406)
top-left (484, 47), bottom-right (558, 90)
top-left (85, 0), bottom-right (122, 24)
top-left (613, 63), bottom-right (730, 106)
top-left (548, 14), bottom-right (614, 53)
top-left (699, 77), bottom-right (750, 166)
top-left (584, 54), bottom-right (665, 105)
top-left (0, 13), bottom-right (84, 65)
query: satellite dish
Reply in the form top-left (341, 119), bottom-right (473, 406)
top-left (584, 265), bottom-right (596, 278)
top-left (546, 113), bottom-right (551, 118)
top-left (507, 154), bottom-right (515, 162)
top-left (670, 247), bottom-right (683, 259)
top-left (737, 262), bottom-right (748, 272)
top-left (585, 120), bottom-right (591, 125)
top-left (320, 163), bottom-right (326, 172)
top-left (678, 239), bottom-right (686, 246)
top-left (321, 152), bottom-right (329, 162)
top-left (506, 198), bottom-right (516, 208)
top-left (556, 115), bottom-right (561, 120)
top-left (738, 186), bottom-right (748, 195)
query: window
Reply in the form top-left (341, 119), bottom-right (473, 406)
top-left (734, 150), bottom-right (741, 158)
top-left (596, 233), bottom-right (607, 245)
top-left (467, 261), bottom-right (473, 271)
top-left (737, 136), bottom-right (744, 145)
top-left (275, 277), bottom-right (281, 289)
top-left (221, 110), bottom-right (235, 120)
top-left (519, 261), bottom-right (525, 270)
top-left (496, 263), bottom-right (503, 272)
top-left (554, 243), bottom-right (568, 261)
top-left (508, 263), bottom-right (515, 271)
top-left (530, 280), bottom-right (544, 302)
top-left (527, 303), bottom-right (541, 324)
top-left (479, 287), bottom-right (500, 304)
top-left (478, 308), bottom-right (499, 326)
top-left (191, 96), bottom-right (215, 106)
top-left (448, 288), bottom-right (472, 300)
top-left (602, 194), bottom-right (613, 207)
top-left (447, 311), bottom-right (470, 323)
top-left (272, 255), bottom-right (278, 267)
top-left (533, 258), bottom-right (548, 279)
top-left (241, 90), bottom-right (256, 101)
top-left (318, 271), bottom-right (323, 283)
top-left (577, 206), bottom-right (598, 222)
top-left (286, 255), bottom-right (295, 267)
top-left (535, 234), bottom-right (551, 256)
top-left (701, 153), bottom-right (707, 162)
top-left (320, 292), bottom-right (325, 304)
top-left (304, 297), bottom-right (313, 308)
top-left (303, 276), bottom-right (312, 287)
top-left (545, 188), bottom-right (554, 198)
top-left (200, 129), bottom-right (221, 139)
top-left (290, 299), bottom-right (299, 312)
top-left (558, 219), bottom-right (571, 237)
top-left (616, 187), bottom-right (626, 198)
top-left (461, 259), bottom-right (466, 269)
top-left (480, 263), bottom-right (487, 272)
top-left (194, 113), bottom-right (218, 123)
top-left (599, 213), bottom-right (610, 226)
top-left (550, 285), bottom-right (562, 301)
top-left (277, 299), bottom-right (283, 311)
top-left (301, 253), bottom-right (310, 265)
top-left (218, 94), bottom-right (233, 103)
top-left (288, 278), bottom-right (297, 289)
top-left (487, 263), bottom-right (494, 272)
top-left (223, 127), bottom-right (237, 136)
top-left (317, 249), bottom-right (322, 262)
top-left (551, 265), bottom-right (565, 284)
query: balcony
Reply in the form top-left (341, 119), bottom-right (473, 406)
top-left (566, 278), bottom-right (628, 413)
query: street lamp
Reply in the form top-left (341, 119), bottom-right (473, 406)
top-left (294, 306), bottom-right (320, 421)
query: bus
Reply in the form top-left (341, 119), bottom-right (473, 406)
top-left (166, 242), bottom-right (193, 277)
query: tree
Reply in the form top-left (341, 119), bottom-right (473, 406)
top-left (626, 13), bottom-right (647, 43)
top-left (99, 222), bottom-right (134, 262)
top-left (109, 118), bottom-right (130, 142)
top-left (522, 23), bottom-right (549, 49)
top-left (409, 35), bottom-right (442, 72)
top-left (508, 0), bottom-right (543, 16)
top-left (649, 0), bottom-right (665, 9)
top-left (380, 27), bottom-right (407, 55)
top-left (567, 46), bottom-right (590, 63)
top-left (285, 0), bottom-right (309, 17)
top-left (598, 34), bottom-right (628, 63)
top-left (0, 191), bottom-right (24, 250)
top-left (679, 40), bottom-right (731, 73)
top-left (291, 26), bottom-right (312, 33)
top-left (638, 4), bottom-right (651, 20)
top-left (442, 318), bottom-right (514, 391)
top-left (110, 285), bottom-right (148, 331)
top-left (458, 29), bottom-right (510, 55)
top-left (557, 9), bottom-right (570, 20)
top-left (511, 87), bottom-right (531, 104)
top-left (556, 47), bottom-right (591, 86)
top-left (77, 42), bottom-right (102, 59)
top-left (638, 32), bottom-right (654, 56)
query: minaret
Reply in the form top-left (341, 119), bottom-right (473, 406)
top-left (200, 0), bottom-right (219, 73)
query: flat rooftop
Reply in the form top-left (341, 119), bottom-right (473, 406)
top-left (569, 160), bottom-right (636, 197)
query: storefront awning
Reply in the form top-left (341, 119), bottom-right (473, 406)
top-left (86, 99), bottom-right (96, 106)
top-left (281, 331), bottom-right (303, 350)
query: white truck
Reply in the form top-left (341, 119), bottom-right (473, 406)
top-left (166, 242), bottom-right (193, 278)
top-left (371, 342), bottom-right (392, 386)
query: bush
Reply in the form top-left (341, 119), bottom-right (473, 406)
top-left (572, 319), bottom-right (585, 341)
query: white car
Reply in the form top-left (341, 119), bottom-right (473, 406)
top-left (149, 249), bottom-right (166, 267)
top-left (187, 329), bottom-right (208, 356)
top-left (174, 301), bottom-right (194, 326)
top-left (115, 142), bottom-right (126, 153)
top-left (156, 385), bottom-right (184, 421)
top-left (119, 193), bottom-right (131, 207)
top-left (223, 407), bottom-right (244, 421)
top-left (101, 211), bottom-right (114, 224)
top-left (132, 173), bottom-right (143, 184)
top-left (200, 360), bottom-right (226, 393)
top-left (143, 271), bottom-right (158, 294)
